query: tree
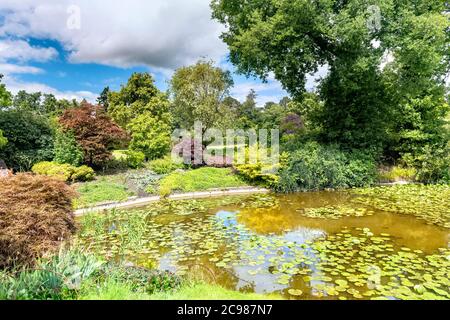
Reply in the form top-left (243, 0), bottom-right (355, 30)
top-left (13, 91), bottom-right (42, 113)
top-left (236, 89), bottom-right (261, 129)
top-left (0, 110), bottom-right (54, 171)
top-left (0, 74), bottom-right (12, 109)
top-left (212, 0), bottom-right (449, 151)
top-left (0, 129), bottom-right (7, 149)
top-left (59, 102), bottom-right (128, 168)
top-left (97, 86), bottom-right (110, 111)
top-left (170, 60), bottom-right (234, 133)
top-left (108, 73), bottom-right (172, 159)
top-left (53, 128), bottom-right (84, 166)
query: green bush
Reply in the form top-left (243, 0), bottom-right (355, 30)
top-left (148, 156), bottom-right (184, 174)
top-left (111, 150), bottom-right (146, 169)
top-left (378, 166), bottom-right (417, 183)
top-left (0, 110), bottom-right (54, 171)
top-left (157, 167), bottom-right (247, 197)
top-left (53, 129), bottom-right (84, 166)
top-left (32, 161), bottom-right (95, 182)
top-left (402, 143), bottom-right (450, 184)
top-left (71, 165), bottom-right (96, 182)
top-left (276, 142), bottom-right (377, 192)
top-left (0, 129), bottom-right (7, 149)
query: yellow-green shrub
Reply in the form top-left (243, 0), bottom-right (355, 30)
top-left (32, 161), bottom-right (95, 182)
top-left (378, 166), bottom-right (416, 182)
top-left (71, 165), bottom-right (95, 182)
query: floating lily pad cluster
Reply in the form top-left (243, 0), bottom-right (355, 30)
top-left (351, 185), bottom-right (450, 228)
top-left (301, 205), bottom-right (373, 219)
top-left (76, 189), bottom-right (450, 300)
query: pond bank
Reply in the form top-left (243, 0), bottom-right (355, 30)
top-left (74, 186), bottom-right (270, 216)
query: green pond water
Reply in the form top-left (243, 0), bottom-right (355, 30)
top-left (77, 189), bottom-right (450, 300)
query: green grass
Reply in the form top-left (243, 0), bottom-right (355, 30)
top-left (79, 281), bottom-right (282, 300)
top-left (148, 283), bottom-right (282, 300)
top-left (158, 167), bottom-right (247, 197)
top-left (74, 177), bottom-right (135, 208)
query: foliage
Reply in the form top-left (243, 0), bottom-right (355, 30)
top-left (53, 129), bottom-right (84, 166)
top-left (112, 150), bottom-right (145, 169)
top-left (148, 156), bottom-right (184, 175)
top-left (212, 0), bottom-right (449, 151)
top-left (74, 178), bottom-right (134, 208)
top-left (125, 170), bottom-right (164, 195)
top-left (275, 142), bottom-right (377, 192)
top-left (127, 108), bottom-right (172, 159)
top-left (402, 143), bottom-right (450, 184)
top-left (170, 60), bottom-right (234, 132)
top-left (378, 166), bottom-right (417, 183)
top-left (0, 174), bottom-right (76, 269)
top-left (32, 161), bottom-right (95, 182)
top-left (234, 163), bottom-right (279, 188)
top-left (0, 74), bottom-right (12, 108)
top-left (0, 129), bottom-right (7, 149)
top-left (11, 91), bottom-right (74, 116)
top-left (0, 110), bottom-right (54, 171)
top-left (97, 86), bottom-right (110, 111)
top-left (0, 249), bottom-right (102, 300)
top-left (59, 102), bottom-right (128, 168)
top-left (157, 167), bottom-right (247, 197)
top-left (108, 73), bottom-right (172, 159)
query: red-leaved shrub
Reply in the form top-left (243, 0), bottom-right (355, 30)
top-left (59, 102), bottom-right (128, 168)
top-left (0, 174), bottom-right (76, 269)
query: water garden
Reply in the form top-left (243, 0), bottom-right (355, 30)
top-left (71, 184), bottom-right (449, 300)
top-left (0, 1), bottom-right (449, 301)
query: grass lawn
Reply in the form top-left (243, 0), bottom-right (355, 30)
top-left (79, 281), bottom-right (282, 300)
top-left (74, 176), bottom-right (135, 208)
top-left (158, 167), bottom-right (247, 196)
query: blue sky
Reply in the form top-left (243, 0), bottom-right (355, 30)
top-left (0, 0), bottom-right (300, 106)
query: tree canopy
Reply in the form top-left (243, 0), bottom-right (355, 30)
top-left (170, 60), bottom-right (234, 132)
top-left (212, 0), bottom-right (449, 151)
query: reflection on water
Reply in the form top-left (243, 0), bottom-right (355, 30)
top-left (79, 191), bottom-right (450, 300)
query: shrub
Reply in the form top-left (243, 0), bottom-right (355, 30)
top-left (157, 167), bottom-right (247, 197)
top-left (59, 102), bottom-right (128, 168)
top-left (53, 129), bottom-right (83, 166)
top-left (378, 166), bottom-right (417, 183)
top-left (71, 165), bottom-right (96, 182)
top-left (32, 161), bottom-right (95, 182)
top-left (112, 150), bottom-right (146, 169)
top-left (402, 143), bottom-right (450, 184)
top-left (0, 129), bottom-right (7, 149)
top-left (0, 110), bottom-right (54, 171)
top-left (234, 163), bottom-right (279, 187)
top-left (275, 142), bottom-right (377, 192)
top-left (0, 174), bottom-right (76, 268)
top-left (148, 156), bottom-right (184, 174)
top-left (125, 170), bottom-right (163, 195)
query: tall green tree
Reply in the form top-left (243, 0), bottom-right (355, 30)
top-left (0, 74), bottom-right (12, 109)
top-left (169, 60), bottom-right (234, 133)
top-left (212, 0), bottom-right (449, 152)
top-left (109, 73), bottom-right (172, 159)
top-left (97, 86), bottom-right (110, 111)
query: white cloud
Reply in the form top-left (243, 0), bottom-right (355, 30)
top-left (2, 73), bottom-right (97, 102)
top-left (0, 39), bottom-right (58, 63)
top-left (0, 63), bottom-right (43, 75)
top-left (0, 0), bottom-right (227, 71)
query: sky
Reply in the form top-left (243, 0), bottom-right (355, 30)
top-left (0, 0), bottom-right (326, 107)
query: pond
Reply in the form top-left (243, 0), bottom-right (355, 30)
top-left (77, 186), bottom-right (450, 300)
